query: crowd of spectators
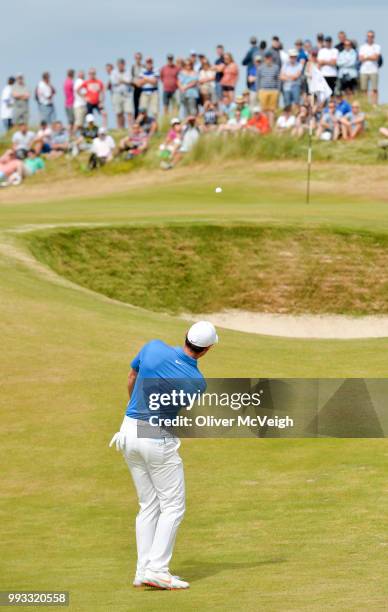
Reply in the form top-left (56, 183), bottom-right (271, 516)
top-left (0, 30), bottom-right (384, 184)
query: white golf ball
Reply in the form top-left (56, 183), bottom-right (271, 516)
top-left (215, 187), bottom-right (222, 193)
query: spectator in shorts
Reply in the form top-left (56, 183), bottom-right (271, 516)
top-left (36, 72), bottom-right (56, 125)
top-left (292, 105), bottom-right (310, 137)
top-left (242, 36), bottom-right (259, 87)
top-left (12, 74), bottom-right (30, 125)
top-left (214, 44), bottom-right (225, 101)
top-left (246, 107), bottom-right (270, 134)
top-left (78, 68), bottom-right (107, 126)
top-left (256, 51), bottom-right (280, 127)
top-left (12, 122), bottom-right (35, 159)
top-left (89, 127), bottom-right (116, 168)
top-left (73, 70), bottom-right (87, 129)
top-left (111, 58), bottom-right (132, 129)
top-left (317, 36), bottom-right (339, 93)
top-left (339, 101), bottom-right (365, 140)
top-left (280, 49), bottom-right (303, 107)
top-left (316, 99), bottom-right (340, 140)
top-left (63, 69), bottom-right (75, 133)
top-left (119, 123), bottom-right (148, 159)
top-left (178, 59), bottom-right (199, 118)
top-left (1, 77), bottom-right (15, 131)
top-left (359, 31), bottom-right (381, 105)
top-left (160, 54), bottom-right (180, 115)
top-left (131, 52), bottom-right (145, 118)
top-left (220, 53), bottom-right (239, 102)
top-left (49, 121), bottom-right (69, 158)
top-left (275, 105), bottom-right (296, 133)
top-left (138, 58), bottom-right (159, 118)
top-left (34, 120), bottom-right (53, 154)
top-left (199, 57), bottom-right (216, 106)
top-left (136, 108), bottom-right (157, 137)
top-left (337, 40), bottom-right (358, 95)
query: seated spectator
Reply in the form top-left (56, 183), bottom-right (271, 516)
top-left (339, 101), bottom-right (366, 140)
top-left (379, 127), bottom-right (388, 138)
top-left (0, 156), bottom-right (25, 186)
top-left (89, 127), bottom-right (116, 168)
top-left (23, 149), bottom-right (45, 176)
top-left (73, 113), bottom-right (99, 155)
top-left (35, 120), bottom-right (53, 154)
top-left (235, 95), bottom-right (251, 121)
top-left (334, 93), bottom-right (352, 118)
top-left (159, 119), bottom-right (183, 168)
top-left (219, 109), bottom-right (247, 133)
top-left (201, 101), bottom-right (219, 131)
top-left (246, 107), bottom-right (270, 134)
top-left (219, 93), bottom-right (236, 120)
top-left (169, 116), bottom-right (200, 167)
top-left (292, 105), bottom-right (310, 138)
top-left (337, 39), bottom-right (358, 95)
top-left (12, 123), bottom-right (36, 159)
top-left (275, 105), bottom-right (296, 133)
top-left (280, 49), bottom-right (302, 107)
top-left (49, 121), bottom-right (69, 158)
top-left (119, 123), bottom-right (148, 159)
top-left (316, 99), bottom-right (340, 140)
top-left (136, 108), bottom-right (157, 137)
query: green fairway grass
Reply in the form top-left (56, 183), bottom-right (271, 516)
top-left (1, 162), bottom-right (388, 611)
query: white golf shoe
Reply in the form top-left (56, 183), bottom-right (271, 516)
top-left (143, 569), bottom-right (189, 590)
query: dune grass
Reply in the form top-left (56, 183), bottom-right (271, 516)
top-left (27, 224), bottom-right (388, 316)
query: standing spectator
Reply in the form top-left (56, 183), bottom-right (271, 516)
top-left (111, 58), bottom-right (132, 129)
top-left (270, 36), bottom-right (282, 66)
top-left (337, 40), bottom-right (358, 95)
top-left (105, 63), bottom-right (114, 95)
top-left (131, 52), bottom-right (144, 118)
top-left (12, 122), bottom-right (35, 159)
top-left (317, 36), bottom-right (339, 93)
top-left (295, 39), bottom-right (308, 67)
top-left (36, 72), bottom-right (56, 125)
top-left (189, 50), bottom-right (201, 72)
top-left (247, 56), bottom-right (261, 106)
top-left (335, 31), bottom-right (347, 52)
top-left (220, 53), bottom-right (239, 102)
top-left (359, 30), bottom-right (381, 105)
top-left (12, 74), bottom-right (30, 125)
top-left (316, 33), bottom-right (325, 50)
top-left (138, 58), bottom-right (159, 118)
top-left (73, 70), bottom-right (87, 129)
top-left (63, 69), bottom-right (75, 133)
top-left (178, 59), bottom-right (199, 118)
top-left (242, 36), bottom-right (259, 87)
top-left (1, 77), bottom-right (15, 131)
top-left (256, 51), bottom-right (280, 127)
top-left (304, 39), bottom-right (313, 57)
top-left (77, 68), bottom-right (107, 126)
top-left (280, 49), bottom-right (303, 107)
top-left (199, 57), bottom-right (216, 105)
top-left (160, 54), bottom-right (180, 115)
top-left (214, 44), bottom-right (225, 101)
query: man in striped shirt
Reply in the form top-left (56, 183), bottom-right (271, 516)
top-left (256, 51), bottom-right (280, 127)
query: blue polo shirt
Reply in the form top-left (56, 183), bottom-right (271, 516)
top-left (126, 340), bottom-right (206, 422)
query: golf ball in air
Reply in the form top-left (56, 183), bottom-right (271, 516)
top-left (215, 187), bottom-right (222, 193)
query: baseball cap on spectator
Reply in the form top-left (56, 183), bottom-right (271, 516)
top-left (254, 55), bottom-right (263, 63)
top-left (288, 49), bottom-right (298, 57)
top-left (145, 57), bottom-right (153, 63)
top-left (167, 53), bottom-right (174, 60)
top-left (86, 114), bottom-right (95, 123)
top-left (190, 49), bottom-right (197, 55)
top-left (264, 50), bottom-right (273, 58)
top-left (98, 127), bottom-right (106, 135)
top-left (236, 95), bottom-right (244, 103)
top-left (171, 117), bottom-right (180, 125)
top-left (253, 106), bottom-right (261, 113)
top-left (295, 39), bottom-right (303, 46)
top-left (16, 72), bottom-right (23, 78)
top-left (250, 36), bottom-right (258, 45)
top-left (324, 35), bottom-right (332, 42)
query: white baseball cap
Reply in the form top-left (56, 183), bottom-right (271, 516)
top-left (98, 126), bottom-right (106, 135)
top-left (187, 321), bottom-right (218, 348)
top-left (86, 113), bottom-right (95, 123)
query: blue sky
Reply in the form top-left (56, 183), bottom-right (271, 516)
top-left (1, 0), bottom-right (387, 126)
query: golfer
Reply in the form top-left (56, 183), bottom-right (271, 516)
top-left (109, 321), bottom-right (218, 590)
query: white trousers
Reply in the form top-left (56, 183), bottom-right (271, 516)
top-left (120, 416), bottom-right (185, 574)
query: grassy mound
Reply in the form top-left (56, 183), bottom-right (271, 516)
top-left (27, 225), bottom-right (388, 316)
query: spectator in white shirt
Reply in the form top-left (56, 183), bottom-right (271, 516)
top-left (73, 70), bottom-right (87, 129)
top-left (89, 127), bottom-right (116, 169)
top-left (36, 72), bottom-right (56, 125)
top-left (1, 77), bottom-right (15, 131)
top-left (275, 105), bottom-right (296, 133)
top-left (317, 36), bottom-right (339, 93)
top-left (12, 122), bottom-right (36, 159)
top-left (359, 30), bottom-right (381, 105)
top-left (111, 58), bottom-right (132, 129)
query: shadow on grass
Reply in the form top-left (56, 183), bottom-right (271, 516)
top-left (178, 556), bottom-right (287, 582)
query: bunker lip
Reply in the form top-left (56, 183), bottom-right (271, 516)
top-left (182, 310), bottom-right (388, 339)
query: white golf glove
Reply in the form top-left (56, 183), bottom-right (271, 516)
top-left (109, 431), bottom-right (127, 452)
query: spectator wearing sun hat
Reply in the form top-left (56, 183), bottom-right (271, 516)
top-left (280, 49), bottom-right (303, 107)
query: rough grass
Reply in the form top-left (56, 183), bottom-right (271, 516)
top-left (27, 224), bottom-right (388, 316)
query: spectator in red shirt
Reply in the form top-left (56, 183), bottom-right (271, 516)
top-left (160, 54), bottom-right (180, 115)
top-left (246, 107), bottom-right (270, 134)
top-left (77, 68), bottom-right (107, 127)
